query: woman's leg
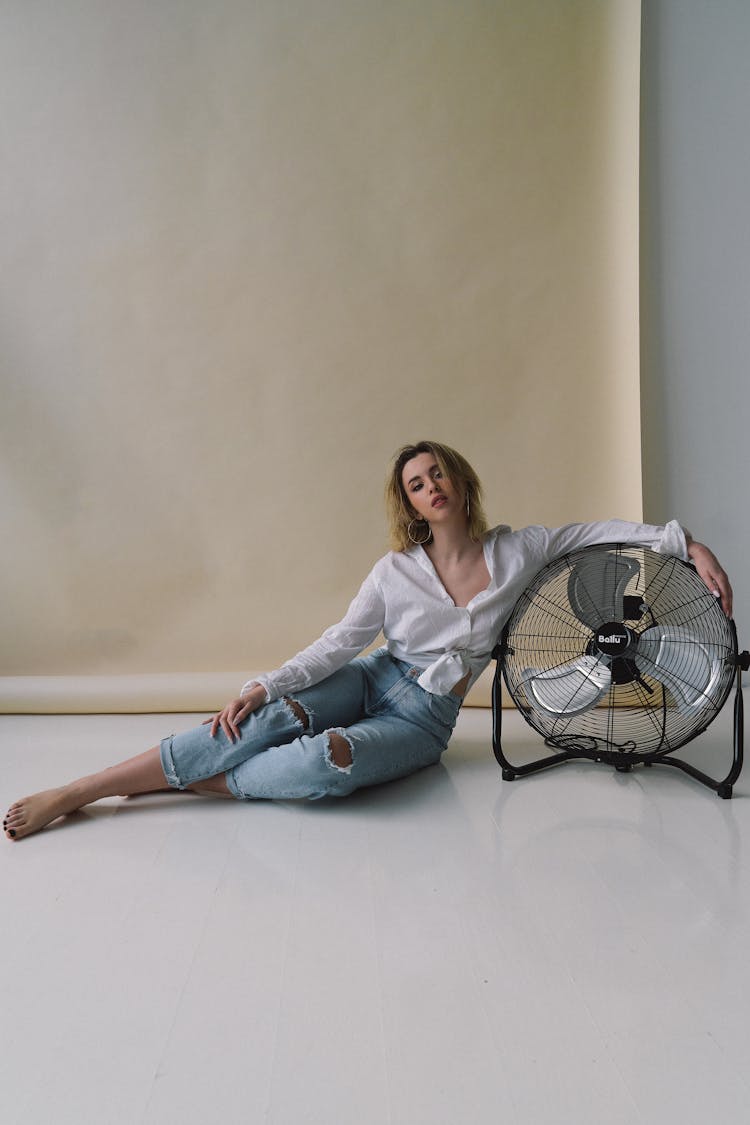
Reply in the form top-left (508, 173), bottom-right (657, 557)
top-left (2, 676), bottom-right (362, 842)
top-left (226, 656), bottom-right (459, 801)
top-left (2, 678), bottom-right (355, 842)
top-left (158, 665), bottom-right (370, 794)
top-left (226, 711), bottom-right (448, 801)
top-left (3, 744), bottom-right (232, 842)
top-left (3, 657), bottom-right (395, 839)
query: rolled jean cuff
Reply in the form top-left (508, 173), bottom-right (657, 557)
top-left (223, 770), bottom-right (247, 800)
top-left (160, 735), bottom-right (186, 790)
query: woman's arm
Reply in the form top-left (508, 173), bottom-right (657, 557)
top-left (209, 565), bottom-right (387, 743)
top-left (535, 519), bottom-right (733, 616)
top-left (537, 518), bottom-right (689, 562)
top-left (246, 566), bottom-right (386, 701)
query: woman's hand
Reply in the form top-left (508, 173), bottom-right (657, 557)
top-left (202, 684), bottom-right (267, 743)
top-left (687, 540), bottom-right (733, 617)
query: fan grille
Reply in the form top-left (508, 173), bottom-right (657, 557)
top-left (501, 544), bottom-right (736, 757)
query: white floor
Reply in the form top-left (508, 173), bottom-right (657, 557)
top-left (2, 701), bottom-right (750, 1125)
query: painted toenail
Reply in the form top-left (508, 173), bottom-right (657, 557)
top-left (9, 830), bottom-right (16, 837)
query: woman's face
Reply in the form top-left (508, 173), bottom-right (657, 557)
top-left (401, 452), bottom-right (462, 526)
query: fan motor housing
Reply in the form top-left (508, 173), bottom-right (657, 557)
top-left (593, 621), bottom-right (634, 657)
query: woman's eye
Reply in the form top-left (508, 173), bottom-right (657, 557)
top-left (412, 483), bottom-right (422, 491)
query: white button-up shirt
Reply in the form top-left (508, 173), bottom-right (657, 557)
top-left (246, 519), bottom-right (688, 701)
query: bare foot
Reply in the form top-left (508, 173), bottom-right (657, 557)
top-left (4, 785), bottom-right (87, 841)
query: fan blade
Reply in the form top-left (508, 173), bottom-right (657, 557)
top-left (567, 552), bottom-right (641, 631)
top-left (521, 654), bottom-right (611, 716)
top-left (635, 625), bottom-right (724, 716)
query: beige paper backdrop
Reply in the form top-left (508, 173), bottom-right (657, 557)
top-left (0, 0), bottom-right (642, 710)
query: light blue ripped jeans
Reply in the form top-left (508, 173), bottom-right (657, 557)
top-left (159, 649), bottom-right (462, 800)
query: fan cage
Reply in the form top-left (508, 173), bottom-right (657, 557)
top-left (501, 544), bottom-right (737, 761)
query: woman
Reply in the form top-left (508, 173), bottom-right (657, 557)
top-left (3, 441), bottom-right (733, 841)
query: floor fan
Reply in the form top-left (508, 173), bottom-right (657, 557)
top-left (492, 544), bottom-right (748, 797)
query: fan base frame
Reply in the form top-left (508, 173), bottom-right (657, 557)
top-left (492, 653), bottom-right (747, 799)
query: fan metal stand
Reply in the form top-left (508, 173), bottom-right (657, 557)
top-left (491, 625), bottom-right (749, 799)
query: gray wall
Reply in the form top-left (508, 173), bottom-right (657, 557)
top-left (640, 0), bottom-right (750, 636)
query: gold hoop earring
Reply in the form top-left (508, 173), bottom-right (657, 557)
top-left (407, 518), bottom-right (432, 545)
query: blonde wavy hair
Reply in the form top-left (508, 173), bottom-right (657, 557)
top-left (385, 440), bottom-right (488, 551)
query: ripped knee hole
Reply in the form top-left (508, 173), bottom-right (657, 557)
top-left (283, 697), bottom-right (310, 731)
top-left (327, 730), bottom-right (353, 770)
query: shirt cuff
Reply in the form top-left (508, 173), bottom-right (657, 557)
top-left (241, 678), bottom-right (272, 703)
top-left (655, 519), bottom-right (690, 560)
